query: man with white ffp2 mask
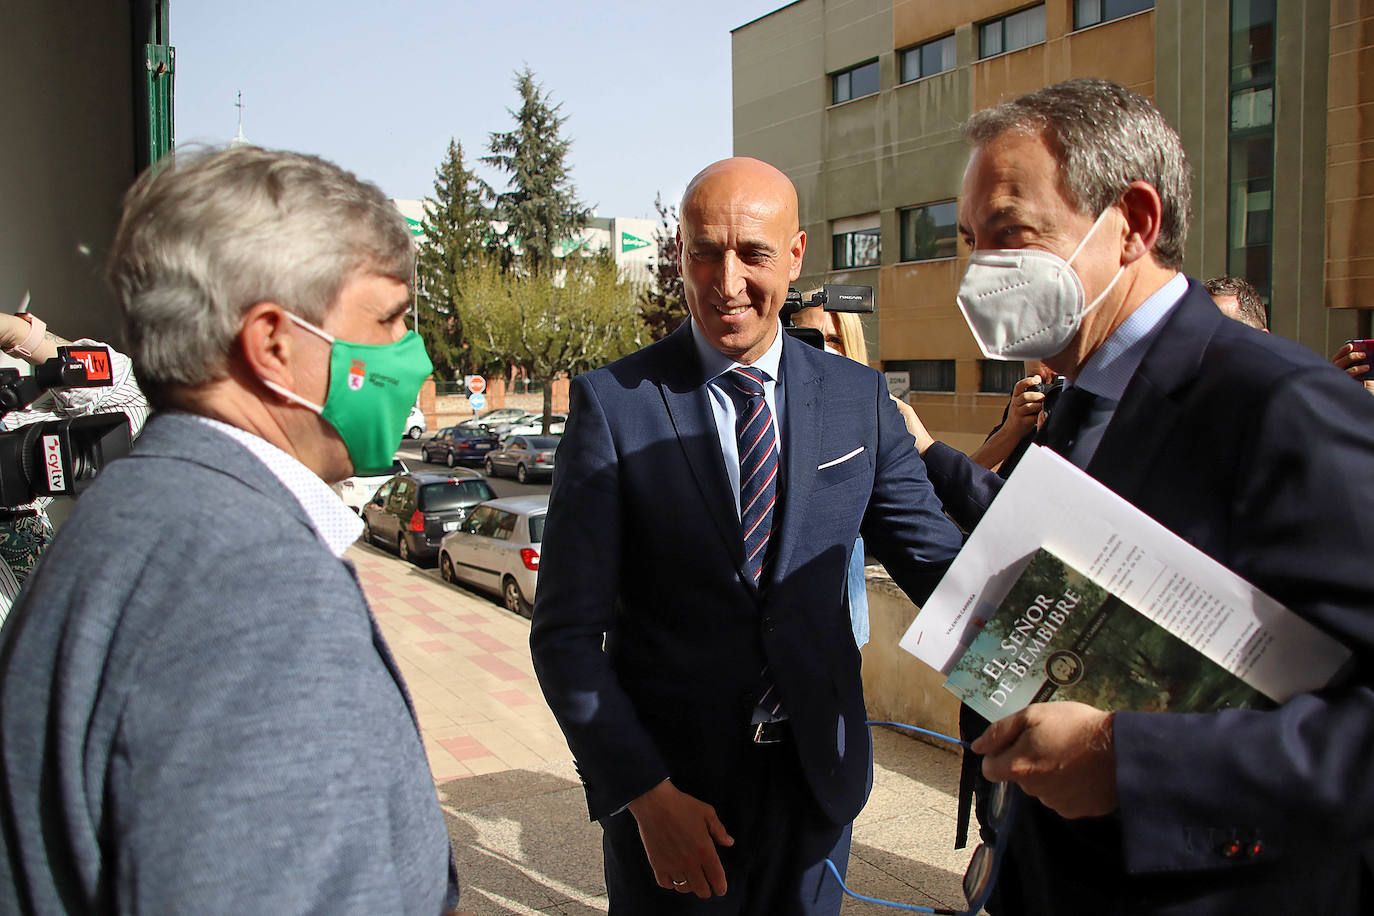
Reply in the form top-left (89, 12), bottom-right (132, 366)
top-left (900, 79), bottom-right (1374, 914)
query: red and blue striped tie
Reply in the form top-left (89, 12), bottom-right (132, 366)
top-left (730, 367), bottom-right (779, 585)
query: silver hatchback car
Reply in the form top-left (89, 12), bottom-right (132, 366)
top-left (437, 495), bottom-right (547, 617)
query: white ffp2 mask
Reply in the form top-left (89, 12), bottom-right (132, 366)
top-left (955, 207), bottom-right (1124, 360)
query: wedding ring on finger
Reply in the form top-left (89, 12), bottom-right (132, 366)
top-left (671, 878), bottom-right (689, 887)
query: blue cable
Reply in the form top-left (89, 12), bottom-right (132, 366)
top-left (866, 719), bottom-right (973, 750)
top-left (822, 858), bottom-right (945, 913)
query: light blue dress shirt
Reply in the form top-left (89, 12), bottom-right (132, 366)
top-left (1064, 272), bottom-right (1189, 467)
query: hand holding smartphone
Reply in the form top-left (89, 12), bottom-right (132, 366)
top-left (1340, 339), bottom-right (1374, 373)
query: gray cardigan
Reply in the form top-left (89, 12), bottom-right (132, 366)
top-left (0, 413), bottom-right (457, 914)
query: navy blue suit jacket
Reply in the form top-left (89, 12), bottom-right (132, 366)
top-left (925, 281), bottom-right (1374, 914)
top-left (531, 324), bottom-right (962, 826)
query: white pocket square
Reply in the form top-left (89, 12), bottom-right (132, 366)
top-left (817, 446), bottom-right (865, 471)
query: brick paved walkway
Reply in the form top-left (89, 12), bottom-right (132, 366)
top-left (352, 541), bottom-right (973, 914)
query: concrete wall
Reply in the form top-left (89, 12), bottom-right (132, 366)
top-left (0, 3), bottom-right (140, 345)
top-left (860, 570), bottom-right (960, 736)
top-left (1272, 0), bottom-right (1355, 353)
top-left (1159, 0), bottom-right (1358, 354)
top-left (1326, 0), bottom-right (1374, 342)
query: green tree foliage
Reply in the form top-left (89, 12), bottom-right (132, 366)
top-left (463, 253), bottom-right (643, 430)
top-left (483, 67), bottom-right (591, 276)
top-left (415, 139), bottom-right (491, 378)
top-left (638, 192), bottom-right (689, 341)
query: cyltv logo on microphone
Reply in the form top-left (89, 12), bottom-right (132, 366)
top-left (42, 435), bottom-right (65, 492)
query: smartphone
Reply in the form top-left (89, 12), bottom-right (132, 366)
top-left (1344, 339), bottom-right (1374, 368)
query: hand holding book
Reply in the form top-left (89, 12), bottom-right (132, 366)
top-left (972, 701), bottom-right (1118, 819)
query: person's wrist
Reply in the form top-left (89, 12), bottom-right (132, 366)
top-left (4, 313), bottom-right (46, 359)
top-left (0, 313), bottom-right (27, 351)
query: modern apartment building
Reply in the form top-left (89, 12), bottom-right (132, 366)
top-left (393, 200), bottom-right (659, 284)
top-left (733, 0), bottom-right (1372, 451)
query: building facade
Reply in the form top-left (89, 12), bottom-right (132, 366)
top-left (733, 0), bottom-right (1373, 452)
top-left (393, 200), bottom-right (658, 285)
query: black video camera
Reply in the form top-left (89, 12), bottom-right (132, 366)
top-left (781, 284), bottom-right (875, 350)
top-left (0, 346), bottom-right (132, 507)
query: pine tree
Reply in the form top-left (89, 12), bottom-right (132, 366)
top-left (638, 192), bottom-right (689, 340)
top-left (415, 139), bottom-right (490, 379)
top-left (482, 67), bottom-right (591, 275)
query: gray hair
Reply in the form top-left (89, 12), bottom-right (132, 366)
top-left (963, 78), bottom-right (1191, 269)
top-left (1203, 274), bottom-right (1267, 330)
top-left (107, 145), bottom-right (414, 405)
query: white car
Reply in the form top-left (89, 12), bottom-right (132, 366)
top-left (505, 413), bottom-right (566, 436)
top-left (332, 457), bottom-right (409, 514)
top-left (404, 405), bottom-right (427, 439)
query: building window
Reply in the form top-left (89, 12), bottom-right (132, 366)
top-left (980, 360), bottom-right (1027, 393)
top-left (1074, 0), bottom-right (1153, 30)
top-left (900, 34), bottom-right (956, 83)
top-left (979, 5), bottom-right (1046, 58)
top-left (899, 200), bottom-right (958, 262)
top-left (1226, 0), bottom-right (1275, 303)
top-left (831, 214), bottom-right (881, 269)
top-left (884, 359), bottom-right (956, 393)
top-left (832, 60), bottom-right (879, 105)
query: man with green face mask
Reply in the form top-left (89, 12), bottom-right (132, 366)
top-left (0, 146), bottom-right (468, 914)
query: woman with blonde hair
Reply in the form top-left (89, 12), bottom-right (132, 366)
top-left (795, 303), bottom-right (869, 364)
top-left (791, 303), bottom-right (875, 647)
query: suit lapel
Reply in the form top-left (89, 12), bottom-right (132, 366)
top-left (656, 325), bottom-right (749, 577)
top-left (766, 336), bottom-right (823, 593)
top-left (1087, 282), bottom-right (1220, 502)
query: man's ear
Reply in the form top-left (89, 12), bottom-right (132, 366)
top-left (1119, 181), bottom-right (1163, 265)
top-left (788, 230), bottom-right (807, 281)
top-left (237, 302), bottom-right (296, 392)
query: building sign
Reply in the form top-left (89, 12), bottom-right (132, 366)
top-left (621, 231), bottom-right (651, 253)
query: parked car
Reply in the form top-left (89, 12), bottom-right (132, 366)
top-left (458, 407), bottom-right (532, 434)
top-left (484, 435), bottom-right (559, 483)
top-left (332, 456), bottom-right (409, 514)
top-left (361, 470), bottom-right (496, 565)
top-left (421, 426), bottom-right (501, 466)
top-left (438, 495), bottom-right (547, 616)
top-left (506, 413), bottom-right (567, 436)
top-left (404, 405), bottom-right (427, 439)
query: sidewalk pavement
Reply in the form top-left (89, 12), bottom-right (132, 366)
top-left (352, 542), bottom-right (974, 914)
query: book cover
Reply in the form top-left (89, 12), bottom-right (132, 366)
top-left (944, 547), bottom-right (1274, 721)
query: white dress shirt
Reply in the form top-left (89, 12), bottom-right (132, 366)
top-left (690, 319), bottom-right (787, 517)
top-left (190, 415), bottom-right (363, 557)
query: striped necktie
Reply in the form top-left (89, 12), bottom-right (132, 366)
top-left (727, 368), bottom-right (788, 730)
top-left (729, 367), bottom-right (779, 584)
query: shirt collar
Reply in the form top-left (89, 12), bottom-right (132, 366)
top-left (1073, 272), bottom-right (1188, 403)
top-left (689, 318), bottom-right (785, 385)
top-left (187, 414), bottom-right (364, 558)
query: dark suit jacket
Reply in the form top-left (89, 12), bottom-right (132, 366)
top-left (531, 324), bottom-right (962, 827)
top-left (924, 281), bottom-right (1374, 914)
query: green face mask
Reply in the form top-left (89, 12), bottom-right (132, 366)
top-left (266, 311), bottom-right (434, 476)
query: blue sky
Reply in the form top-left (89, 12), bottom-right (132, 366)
top-left (173, 1), bottom-right (787, 220)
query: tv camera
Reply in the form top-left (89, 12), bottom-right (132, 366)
top-left (781, 284), bottom-right (874, 350)
top-left (0, 346), bottom-right (132, 507)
